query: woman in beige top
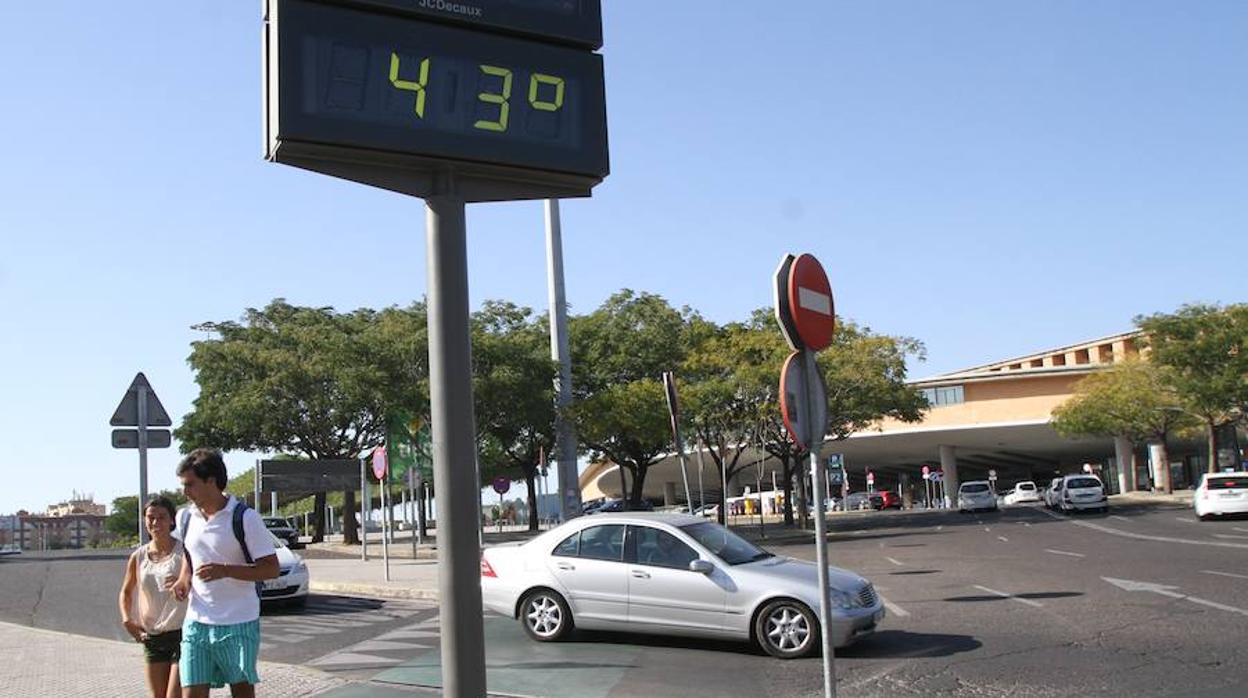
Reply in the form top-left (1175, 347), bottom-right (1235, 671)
top-left (119, 496), bottom-right (188, 698)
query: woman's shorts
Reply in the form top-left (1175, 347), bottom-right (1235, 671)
top-left (142, 629), bottom-right (183, 664)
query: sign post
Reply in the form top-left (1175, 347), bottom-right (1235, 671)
top-left (110, 373), bottom-right (173, 545)
top-left (264, 2), bottom-right (609, 694)
top-left (493, 476), bottom-right (511, 532)
top-left (774, 253), bottom-right (837, 698)
top-left (662, 371), bottom-right (695, 512)
top-left (373, 446), bottom-right (390, 581)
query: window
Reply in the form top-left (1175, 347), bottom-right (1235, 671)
top-left (1066, 477), bottom-right (1101, 489)
top-left (680, 521), bottom-right (772, 566)
top-left (628, 526), bottom-right (699, 570)
top-left (576, 525), bottom-right (625, 562)
top-left (921, 385), bottom-right (964, 407)
top-left (960, 483), bottom-right (990, 493)
top-left (1206, 477), bottom-right (1245, 491)
top-left (552, 532), bottom-right (579, 557)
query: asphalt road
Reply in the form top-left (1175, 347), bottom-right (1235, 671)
top-left (4, 502), bottom-right (1247, 697)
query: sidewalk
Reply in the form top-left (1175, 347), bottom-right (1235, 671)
top-left (0, 621), bottom-right (349, 697)
top-left (1110, 489), bottom-right (1195, 506)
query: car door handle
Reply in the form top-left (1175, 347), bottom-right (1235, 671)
top-left (631, 569), bottom-right (650, 579)
top-left (556, 562), bottom-right (575, 571)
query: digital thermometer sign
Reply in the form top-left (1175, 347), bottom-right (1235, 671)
top-left (264, 0), bottom-right (608, 201)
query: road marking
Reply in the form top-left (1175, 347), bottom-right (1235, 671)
top-left (879, 595), bottom-right (910, 618)
top-left (983, 527), bottom-right (991, 532)
top-left (1212, 534), bottom-right (1248, 540)
top-left (1175, 517), bottom-right (1196, 524)
top-left (1102, 577), bottom-right (1248, 617)
top-left (1201, 570), bottom-right (1248, 581)
top-left (885, 556), bottom-right (904, 566)
top-left (972, 584), bottom-right (1043, 608)
top-left (936, 525), bottom-right (944, 531)
top-left (1234, 527), bottom-right (1248, 534)
top-left (1038, 507), bottom-right (1248, 550)
top-left (1044, 548), bottom-right (1086, 558)
top-left (1110, 515), bottom-right (1130, 522)
top-left (997, 536), bottom-right (1009, 542)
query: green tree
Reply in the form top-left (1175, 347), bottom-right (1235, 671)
top-left (175, 300), bottom-right (429, 544)
top-left (1051, 359), bottom-right (1195, 493)
top-left (1137, 304), bottom-right (1248, 474)
top-left (683, 319), bottom-right (779, 525)
top-left (569, 291), bottom-right (707, 507)
top-left (472, 301), bottom-right (557, 531)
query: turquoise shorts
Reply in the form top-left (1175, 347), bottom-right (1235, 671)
top-left (179, 619), bottom-right (261, 688)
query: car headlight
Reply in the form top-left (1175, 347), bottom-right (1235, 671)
top-left (829, 588), bottom-right (857, 610)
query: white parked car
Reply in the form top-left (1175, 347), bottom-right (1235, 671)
top-left (1003, 481), bottom-right (1041, 505)
top-left (1044, 477), bottom-right (1064, 509)
top-left (1055, 475), bottom-right (1108, 513)
top-left (1194, 472), bottom-right (1248, 520)
top-left (957, 481), bottom-right (998, 513)
top-left (262, 532), bottom-right (310, 606)
top-left (480, 512), bottom-right (884, 658)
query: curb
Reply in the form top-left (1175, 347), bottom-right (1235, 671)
top-left (309, 581), bottom-right (440, 602)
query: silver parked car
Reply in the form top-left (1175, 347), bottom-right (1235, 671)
top-left (480, 512), bottom-right (883, 658)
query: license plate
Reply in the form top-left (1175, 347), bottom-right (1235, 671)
top-left (263, 580), bottom-right (286, 591)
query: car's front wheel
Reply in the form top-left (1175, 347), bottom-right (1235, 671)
top-left (520, 589), bottom-right (573, 642)
top-left (755, 599), bottom-right (819, 659)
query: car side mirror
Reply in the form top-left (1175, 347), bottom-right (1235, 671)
top-left (689, 559), bottom-right (714, 575)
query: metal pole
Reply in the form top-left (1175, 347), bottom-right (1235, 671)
top-left (410, 468), bottom-right (418, 558)
top-left (802, 351), bottom-right (836, 697)
top-left (360, 458), bottom-right (368, 562)
top-left (381, 478), bottom-right (390, 581)
top-left (254, 460), bottom-right (262, 515)
top-left (545, 199), bottom-right (582, 522)
top-left (663, 372), bottom-right (695, 512)
top-left (696, 446), bottom-right (706, 513)
top-left (137, 383), bottom-right (149, 545)
top-left (428, 192), bottom-right (487, 698)
top-left (271, 491), bottom-right (277, 517)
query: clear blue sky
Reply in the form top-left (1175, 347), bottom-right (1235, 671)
top-left (1, 1), bottom-right (1244, 515)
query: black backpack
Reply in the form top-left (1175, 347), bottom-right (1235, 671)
top-left (179, 498), bottom-right (264, 598)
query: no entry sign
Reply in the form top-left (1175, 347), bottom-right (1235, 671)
top-left (786, 254), bottom-right (835, 351)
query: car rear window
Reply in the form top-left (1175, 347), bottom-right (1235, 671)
top-left (961, 483), bottom-right (990, 493)
top-left (1018, 483), bottom-right (1036, 491)
top-left (1206, 477), bottom-right (1247, 490)
top-left (1066, 477), bottom-right (1101, 489)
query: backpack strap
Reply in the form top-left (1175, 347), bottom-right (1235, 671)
top-left (232, 499), bottom-right (264, 598)
top-left (178, 508), bottom-right (193, 567)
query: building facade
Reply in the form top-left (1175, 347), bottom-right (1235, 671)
top-left (0, 493), bottom-right (109, 550)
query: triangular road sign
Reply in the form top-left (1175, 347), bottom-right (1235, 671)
top-left (110, 372), bottom-right (172, 427)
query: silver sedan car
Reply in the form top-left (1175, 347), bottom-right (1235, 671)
top-left (480, 512), bottom-right (884, 658)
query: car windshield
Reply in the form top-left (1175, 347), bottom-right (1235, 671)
top-left (680, 521), bottom-right (772, 565)
top-left (961, 483), bottom-right (990, 493)
top-left (1067, 477), bottom-right (1101, 489)
top-left (268, 531), bottom-right (287, 548)
top-left (264, 518), bottom-right (289, 527)
top-left (1206, 477), bottom-right (1246, 490)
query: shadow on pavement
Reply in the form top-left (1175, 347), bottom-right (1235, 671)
top-left (890, 570), bottom-right (940, 576)
top-left (570, 629), bottom-right (761, 657)
top-left (838, 630), bottom-right (981, 658)
top-left (944, 591), bottom-right (1083, 603)
top-left (263, 594), bottom-right (386, 617)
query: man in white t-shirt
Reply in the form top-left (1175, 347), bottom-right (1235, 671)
top-left (171, 448), bottom-right (278, 698)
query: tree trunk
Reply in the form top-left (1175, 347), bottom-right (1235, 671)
top-left (1207, 419), bottom-right (1219, 475)
top-left (618, 464), bottom-right (629, 502)
top-left (628, 465), bottom-right (648, 508)
top-left (525, 467), bottom-right (539, 532)
top-left (311, 491), bottom-right (327, 543)
top-left (1154, 439), bottom-right (1173, 495)
top-left (342, 489), bottom-right (359, 545)
top-left (796, 456), bottom-right (810, 530)
top-left (780, 454), bottom-right (794, 526)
